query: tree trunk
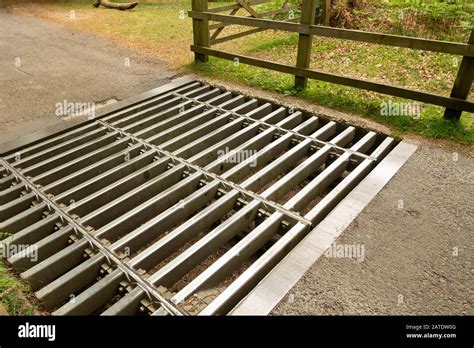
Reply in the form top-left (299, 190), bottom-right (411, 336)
top-left (93, 0), bottom-right (138, 11)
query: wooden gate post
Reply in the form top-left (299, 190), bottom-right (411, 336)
top-left (444, 29), bottom-right (474, 120)
top-left (295, 0), bottom-right (317, 90)
top-left (192, 0), bottom-right (210, 63)
top-left (322, 0), bottom-right (330, 26)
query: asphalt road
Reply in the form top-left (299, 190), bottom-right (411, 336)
top-left (273, 144), bottom-right (473, 315)
top-left (0, 8), bottom-right (177, 147)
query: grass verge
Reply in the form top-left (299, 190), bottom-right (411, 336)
top-left (0, 260), bottom-right (38, 315)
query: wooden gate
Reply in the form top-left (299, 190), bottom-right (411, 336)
top-left (190, 0), bottom-right (474, 120)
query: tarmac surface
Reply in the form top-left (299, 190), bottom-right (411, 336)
top-left (0, 8), bottom-right (176, 147)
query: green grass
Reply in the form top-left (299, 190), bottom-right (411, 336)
top-left (0, 231), bottom-right (37, 315)
top-left (0, 261), bottom-right (37, 315)
top-left (357, 0), bottom-right (473, 42)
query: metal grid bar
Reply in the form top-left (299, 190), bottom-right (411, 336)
top-left (0, 157), bottom-right (184, 316)
top-left (0, 79), bottom-right (406, 316)
top-left (173, 92), bottom-right (378, 161)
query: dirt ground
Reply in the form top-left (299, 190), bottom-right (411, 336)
top-left (0, 9), bottom-right (472, 316)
